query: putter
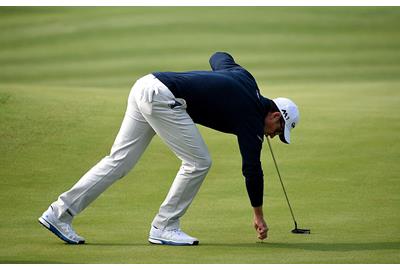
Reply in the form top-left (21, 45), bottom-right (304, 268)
top-left (266, 137), bottom-right (310, 234)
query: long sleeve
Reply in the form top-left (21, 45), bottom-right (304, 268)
top-left (237, 124), bottom-right (265, 207)
top-left (209, 52), bottom-right (241, 71)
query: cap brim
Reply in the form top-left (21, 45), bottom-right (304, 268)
top-left (279, 124), bottom-right (291, 144)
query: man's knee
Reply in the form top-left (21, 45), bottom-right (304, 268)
top-left (102, 155), bottom-right (131, 179)
top-left (187, 153), bottom-right (212, 174)
top-left (199, 154), bottom-right (212, 171)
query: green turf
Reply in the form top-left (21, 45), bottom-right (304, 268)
top-left (0, 7), bottom-right (399, 263)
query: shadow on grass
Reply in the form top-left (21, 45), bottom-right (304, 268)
top-left (0, 260), bottom-right (65, 264)
top-left (75, 241), bottom-right (400, 252)
top-left (85, 242), bottom-right (149, 247)
top-left (202, 241), bottom-right (400, 251)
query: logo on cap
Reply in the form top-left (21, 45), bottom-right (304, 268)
top-left (282, 109), bottom-right (290, 121)
top-left (291, 122), bottom-right (296, 128)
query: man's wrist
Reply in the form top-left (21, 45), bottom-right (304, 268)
top-left (253, 206), bottom-right (264, 218)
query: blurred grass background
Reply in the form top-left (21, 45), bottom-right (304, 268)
top-left (0, 7), bottom-right (399, 263)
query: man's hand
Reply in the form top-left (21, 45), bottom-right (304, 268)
top-left (253, 206), bottom-right (269, 240)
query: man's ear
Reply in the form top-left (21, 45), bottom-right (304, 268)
top-left (266, 111), bottom-right (281, 121)
top-left (272, 111), bottom-right (281, 120)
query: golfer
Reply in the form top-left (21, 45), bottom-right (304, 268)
top-left (39, 52), bottom-right (299, 246)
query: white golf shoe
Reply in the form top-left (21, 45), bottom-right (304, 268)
top-left (38, 207), bottom-right (85, 244)
top-left (148, 226), bottom-right (199, 246)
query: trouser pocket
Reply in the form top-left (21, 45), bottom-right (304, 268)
top-left (169, 98), bottom-right (187, 110)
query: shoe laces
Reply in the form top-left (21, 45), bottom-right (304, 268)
top-left (61, 223), bottom-right (77, 238)
top-left (169, 229), bottom-right (188, 237)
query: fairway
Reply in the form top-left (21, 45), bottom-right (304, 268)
top-left (0, 7), bottom-right (399, 263)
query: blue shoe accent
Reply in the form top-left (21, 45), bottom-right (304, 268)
top-left (38, 217), bottom-right (84, 245)
top-left (148, 237), bottom-right (198, 246)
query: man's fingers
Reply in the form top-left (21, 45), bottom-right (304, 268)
top-left (258, 229), bottom-right (267, 240)
top-left (258, 233), bottom-right (267, 240)
top-left (254, 219), bottom-right (269, 240)
top-left (257, 225), bottom-right (267, 233)
top-left (256, 225), bottom-right (268, 240)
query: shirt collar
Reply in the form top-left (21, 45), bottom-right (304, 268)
top-left (259, 96), bottom-right (272, 116)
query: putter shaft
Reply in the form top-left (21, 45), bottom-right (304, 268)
top-left (266, 138), bottom-right (310, 234)
top-left (266, 137), bottom-right (298, 227)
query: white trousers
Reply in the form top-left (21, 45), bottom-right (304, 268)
top-left (51, 74), bottom-right (211, 230)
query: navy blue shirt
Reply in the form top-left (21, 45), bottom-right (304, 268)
top-left (153, 52), bottom-right (272, 207)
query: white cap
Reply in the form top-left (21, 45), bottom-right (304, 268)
top-left (272, 97), bottom-right (300, 144)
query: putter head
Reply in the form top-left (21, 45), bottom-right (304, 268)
top-left (291, 228), bottom-right (311, 234)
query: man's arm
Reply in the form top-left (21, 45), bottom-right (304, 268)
top-left (209, 52), bottom-right (241, 71)
top-left (244, 164), bottom-right (269, 240)
top-left (237, 128), bottom-right (269, 240)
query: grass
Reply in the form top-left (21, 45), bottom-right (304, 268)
top-left (0, 7), bottom-right (399, 263)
